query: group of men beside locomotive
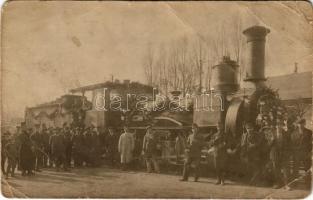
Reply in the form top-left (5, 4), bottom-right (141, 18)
top-left (1, 114), bottom-right (312, 190)
top-left (2, 124), bottom-right (119, 175)
top-left (180, 116), bottom-right (312, 190)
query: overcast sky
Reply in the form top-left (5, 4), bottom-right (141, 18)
top-left (2, 1), bottom-right (313, 119)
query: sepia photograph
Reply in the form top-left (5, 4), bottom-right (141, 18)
top-left (1, 0), bottom-right (313, 198)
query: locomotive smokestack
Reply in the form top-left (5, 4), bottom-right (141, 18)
top-left (243, 26), bottom-right (270, 88)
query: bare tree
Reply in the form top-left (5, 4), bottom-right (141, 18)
top-left (192, 37), bottom-right (207, 93)
top-left (143, 43), bottom-right (155, 86)
top-left (292, 98), bottom-right (310, 118)
top-left (167, 43), bottom-right (181, 91)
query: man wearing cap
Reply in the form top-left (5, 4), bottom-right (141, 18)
top-left (142, 125), bottom-right (160, 173)
top-left (180, 123), bottom-right (204, 182)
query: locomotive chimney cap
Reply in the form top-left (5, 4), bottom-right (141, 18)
top-left (243, 26), bottom-right (270, 41)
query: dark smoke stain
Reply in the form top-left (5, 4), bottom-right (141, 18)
top-left (71, 36), bottom-right (82, 47)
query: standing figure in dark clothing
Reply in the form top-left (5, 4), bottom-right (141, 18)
top-left (98, 127), bottom-right (107, 156)
top-left (133, 131), bottom-right (143, 170)
top-left (63, 127), bottom-right (73, 169)
top-left (41, 127), bottom-right (50, 168)
top-left (30, 124), bottom-right (43, 172)
top-left (106, 128), bottom-right (119, 167)
top-left (72, 128), bottom-right (85, 167)
top-left (259, 118), bottom-right (275, 184)
top-left (268, 118), bottom-right (284, 189)
top-left (211, 124), bottom-right (227, 185)
top-left (240, 123), bottom-right (262, 185)
top-left (290, 119), bottom-right (312, 186)
top-left (84, 128), bottom-right (93, 166)
top-left (142, 126), bottom-right (160, 173)
top-left (180, 123), bottom-right (204, 182)
top-left (278, 117), bottom-right (291, 190)
top-left (19, 128), bottom-right (35, 176)
top-left (49, 128), bottom-right (66, 171)
top-left (90, 129), bottom-right (101, 167)
top-left (225, 129), bottom-right (241, 179)
top-left (5, 137), bottom-right (19, 178)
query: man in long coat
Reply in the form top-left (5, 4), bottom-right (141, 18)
top-left (19, 127), bottom-right (35, 176)
top-left (118, 126), bottom-right (135, 170)
top-left (5, 137), bottom-right (19, 178)
top-left (30, 124), bottom-right (43, 172)
top-left (49, 128), bottom-right (66, 171)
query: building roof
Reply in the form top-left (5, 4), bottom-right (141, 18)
top-left (69, 81), bottom-right (153, 93)
top-left (267, 71), bottom-right (312, 100)
top-left (28, 94), bottom-right (83, 110)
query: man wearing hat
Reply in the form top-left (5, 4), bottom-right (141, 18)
top-left (180, 123), bottom-right (204, 182)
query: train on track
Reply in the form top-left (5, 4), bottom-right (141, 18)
top-left (25, 25), bottom-right (291, 172)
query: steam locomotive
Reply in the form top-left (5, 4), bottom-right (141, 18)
top-left (25, 25), bottom-right (288, 172)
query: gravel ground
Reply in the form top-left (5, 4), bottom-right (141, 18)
top-left (1, 167), bottom-right (311, 198)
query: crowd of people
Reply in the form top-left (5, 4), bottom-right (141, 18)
top-left (1, 116), bottom-right (312, 191)
top-left (180, 118), bottom-right (312, 190)
top-left (1, 123), bottom-right (131, 177)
